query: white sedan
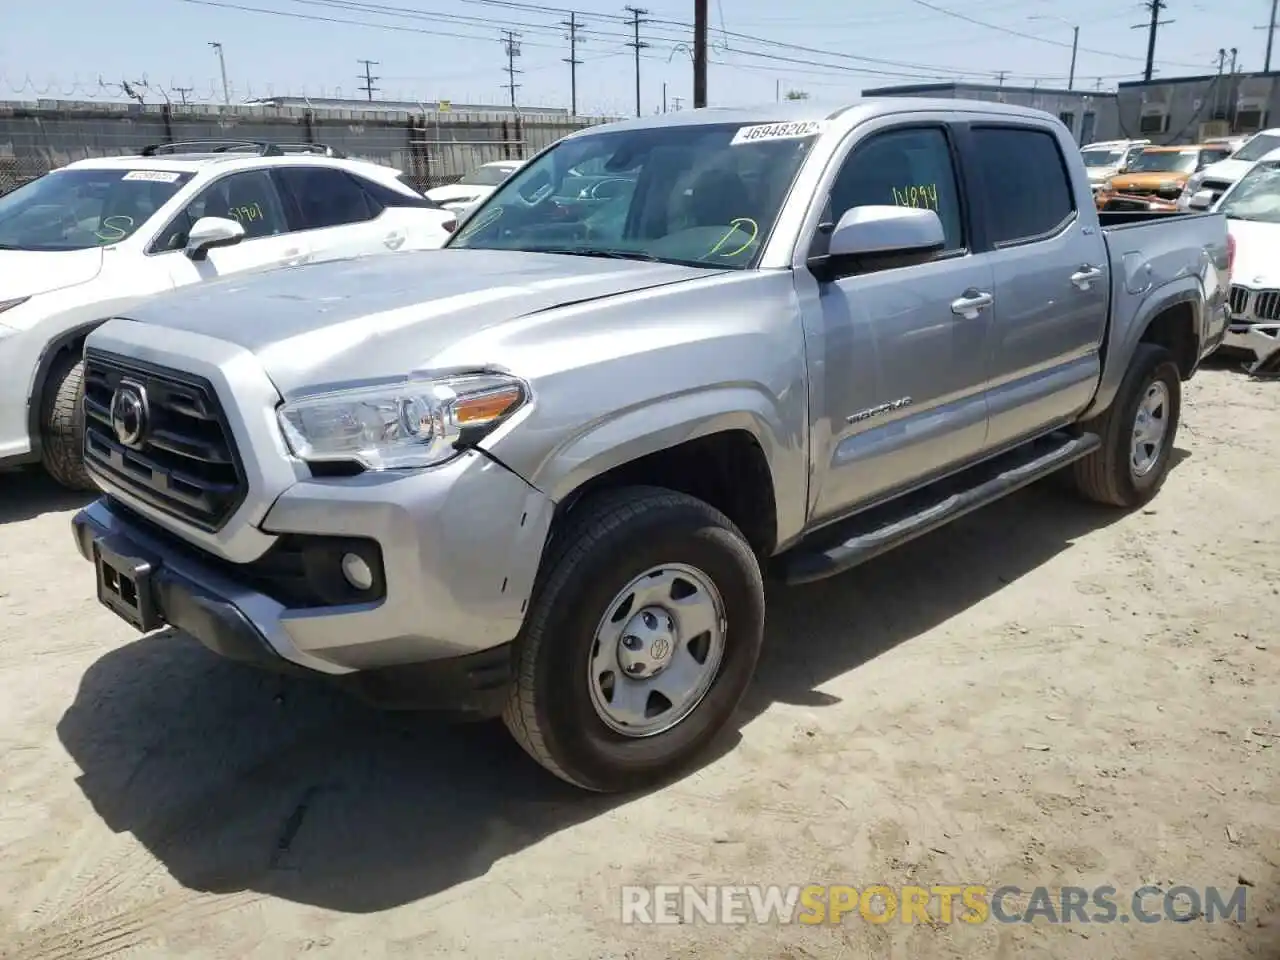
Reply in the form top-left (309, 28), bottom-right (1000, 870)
top-left (0, 142), bottom-right (458, 489)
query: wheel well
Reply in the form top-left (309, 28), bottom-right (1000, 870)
top-left (557, 430), bottom-right (779, 557)
top-left (27, 327), bottom-right (92, 446)
top-left (1140, 302), bottom-right (1198, 378)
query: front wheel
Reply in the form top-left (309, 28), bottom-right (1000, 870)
top-left (503, 486), bottom-right (766, 793)
top-left (40, 355), bottom-right (95, 492)
top-left (1071, 343), bottom-right (1182, 508)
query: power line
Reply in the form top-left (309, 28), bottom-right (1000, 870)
top-left (501, 29), bottom-right (522, 108)
top-left (1131, 0), bottom-right (1172, 83)
top-left (561, 12), bottom-right (584, 116)
top-left (624, 6), bottom-right (649, 118)
top-left (357, 58), bottom-right (380, 100)
top-left (903, 0), bottom-right (1200, 69)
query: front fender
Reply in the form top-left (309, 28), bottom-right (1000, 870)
top-left (485, 383), bottom-right (810, 549)
top-left (1084, 273), bottom-right (1203, 420)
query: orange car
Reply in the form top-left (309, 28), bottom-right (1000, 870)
top-left (1094, 143), bottom-right (1235, 211)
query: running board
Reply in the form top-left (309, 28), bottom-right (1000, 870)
top-left (781, 431), bottom-right (1101, 585)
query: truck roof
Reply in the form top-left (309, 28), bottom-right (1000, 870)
top-left (564, 97), bottom-right (1068, 139)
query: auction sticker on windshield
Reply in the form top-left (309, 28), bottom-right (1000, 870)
top-left (731, 121), bottom-right (827, 145)
top-left (121, 170), bottom-right (182, 183)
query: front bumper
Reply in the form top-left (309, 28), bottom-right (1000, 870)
top-left (1223, 321), bottom-right (1280, 360)
top-left (71, 448), bottom-right (556, 711)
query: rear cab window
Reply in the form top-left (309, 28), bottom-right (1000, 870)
top-left (968, 126), bottom-right (1076, 247)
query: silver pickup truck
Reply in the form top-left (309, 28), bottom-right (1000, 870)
top-left (70, 99), bottom-right (1230, 793)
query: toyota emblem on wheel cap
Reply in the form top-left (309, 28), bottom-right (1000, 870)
top-left (110, 381), bottom-right (150, 448)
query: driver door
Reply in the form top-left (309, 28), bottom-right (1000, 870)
top-left (152, 170), bottom-right (310, 286)
top-left (801, 122), bottom-right (994, 523)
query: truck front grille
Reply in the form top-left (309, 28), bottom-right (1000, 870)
top-left (1229, 285), bottom-right (1280, 323)
top-left (83, 351), bottom-right (247, 532)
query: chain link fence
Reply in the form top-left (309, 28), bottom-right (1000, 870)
top-left (0, 99), bottom-right (619, 195)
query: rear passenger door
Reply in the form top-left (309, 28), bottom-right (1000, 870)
top-left (963, 123), bottom-right (1109, 451)
top-left (272, 166), bottom-right (399, 263)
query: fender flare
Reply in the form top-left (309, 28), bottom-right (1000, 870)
top-left (1085, 275), bottom-right (1203, 420)
top-left (504, 384), bottom-right (807, 546)
top-left (24, 318), bottom-right (108, 459)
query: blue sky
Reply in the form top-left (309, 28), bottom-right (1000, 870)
top-left (1, 0), bottom-right (1268, 116)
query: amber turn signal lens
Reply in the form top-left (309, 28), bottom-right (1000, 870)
top-left (454, 387), bottom-right (522, 425)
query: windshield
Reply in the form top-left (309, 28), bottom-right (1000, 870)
top-left (1232, 133), bottom-right (1280, 162)
top-left (1219, 161), bottom-right (1280, 223)
top-left (0, 167), bottom-right (192, 252)
top-left (459, 164), bottom-right (516, 187)
top-left (447, 120), bottom-right (823, 269)
top-left (1126, 150), bottom-right (1197, 175)
top-left (1081, 148), bottom-right (1123, 167)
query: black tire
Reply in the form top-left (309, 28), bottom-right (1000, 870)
top-left (502, 486), bottom-right (766, 793)
top-left (1071, 343), bottom-right (1181, 508)
top-left (39, 355), bottom-right (95, 492)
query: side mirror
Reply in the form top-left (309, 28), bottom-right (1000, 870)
top-left (1188, 189), bottom-right (1215, 211)
top-left (184, 216), bottom-right (245, 261)
top-left (809, 205), bottom-right (945, 282)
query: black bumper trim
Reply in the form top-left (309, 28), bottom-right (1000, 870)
top-left (71, 502), bottom-right (515, 717)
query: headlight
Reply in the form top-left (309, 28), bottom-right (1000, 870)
top-left (1159, 181), bottom-right (1178, 192)
top-left (1180, 174), bottom-right (1203, 197)
top-left (277, 372), bottom-right (529, 470)
top-left (0, 296), bottom-right (30, 316)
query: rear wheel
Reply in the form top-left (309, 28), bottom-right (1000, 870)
top-left (39, 354), bottom-right (95, 492)
top-left (503, 486), bottom-right (766, 793)
top-left (1071, 343), bottom-right (1181, 508)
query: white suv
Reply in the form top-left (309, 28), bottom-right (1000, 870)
top-left (0, 140), bottom-right (458, 489)
top-left (1177, 128), bottom-right (1280, 210)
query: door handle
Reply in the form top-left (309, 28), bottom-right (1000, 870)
top-left (384, 232), bottom-right (406, 250)
top-left (950, 289), bottom-right (994, 320)
top-left (279, 248), bottom-right (310, 266)
top-left (1071, 265), bottom-right (1104, 289)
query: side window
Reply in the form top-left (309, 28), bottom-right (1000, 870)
top-left (151, 170), bottom-right (290, 252)
top-left (820, 126), bottom-right (965, 255)
top-left (274, 167), bottom-right (380, 230)
top-left (970, 126), bottom-right (1075, 246)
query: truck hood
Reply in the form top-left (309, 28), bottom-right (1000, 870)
top-left (1086, 165), bottom-right (1121, 183)
top-left (0, 247), bottom-right (104, 299)
top-left (1109, 171), bottom-right (1189, 192)
top-left (1226, 217), bottom-right (1280, 286)
top-left (1198, 157), bottom-right (1254, 184)
top-left (118, 248), bottom-right (726, 398)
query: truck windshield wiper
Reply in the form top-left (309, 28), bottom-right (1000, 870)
top-left (534, 246), bottom-right (662, 262)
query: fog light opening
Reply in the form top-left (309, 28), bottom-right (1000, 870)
top-left (340, 552), bottom-right (374, 591)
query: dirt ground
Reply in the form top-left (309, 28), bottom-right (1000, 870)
top-left (0, 362), bottom-right (1276, 960)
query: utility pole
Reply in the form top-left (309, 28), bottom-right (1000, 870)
top-left (357, 59), bottom-right (380, 101)
top-left (1260, 0), bottom-right (1279, 71)
top-left (693, 0), bottom-right (708, 108)
top-left (561, 13), bottom-right (584, 116)
top-left (501, 30), bottom-right (522, 109)
top-left (208, 42), bottom-right (230, 104)
top-left (1131, 0), bottom-right (1173, 83)
top-left (173, 86), bottom-right (193, 105)
top-left (671, 95), bottom-right (684, 111)
top-left (1230, 46), bottom-right (1239, 74)
top-left (624, 6), bottom-right (649, 117)
top-left (775, 78), bottom-right (780, 102)
top-left (994, 70), bottom-right (1008, 86)
top-left (1068, 25), bottom-right (1079, 89)
top-left (663, 81), bottom-right (667, 112)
